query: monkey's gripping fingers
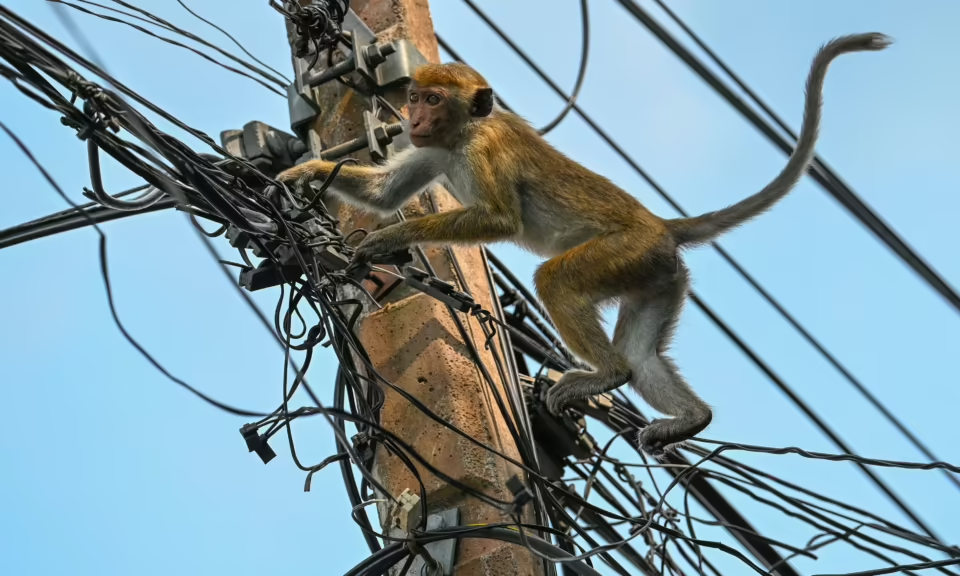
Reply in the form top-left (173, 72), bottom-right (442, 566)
top-left (350, 229), bottom-right (405, 265)
top-left (545, 378), bottom-right (579, 415)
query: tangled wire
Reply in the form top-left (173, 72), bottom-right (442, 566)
top-left (271, 0), bottom-right (349, 69)
top-left (2, 3), bottom-right (960, 576)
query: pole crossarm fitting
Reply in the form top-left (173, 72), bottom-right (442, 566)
top-left (220, 120), bottom-right (308, 175)
top-left (319, 118), bottom-right (404, 162)
top-left (301, 9), bottom-right (429, 92)
top-left (284, 7), bottom-right (429, 163)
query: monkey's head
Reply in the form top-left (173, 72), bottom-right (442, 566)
top-left (406, 63), bottom-right (494, 148)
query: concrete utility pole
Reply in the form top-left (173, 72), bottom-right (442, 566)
top-left (284, 2), bottom-right (542, 575)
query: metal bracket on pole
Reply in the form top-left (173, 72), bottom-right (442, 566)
top-left (219, 121), bottom-right (308, 174)
top-left (316, 119), bottom-right (404, 161)
top-left (376, 39), bottom-right (430, 88)
top-left (405, 508), bottom-right (461, 576)
top-left (287, 83), bottom-right (321, 145)
top-left (302, 9), bottom-right (429, 94)
top-left (305, 39), bottom-right (396, 88)
top-left (305, 36), bottom-right (428, 91)
top-left (302, 11), bottom-right (392, 90)
top-left (285, 8), bottom-right (428, 169)
top-left (341, 9), bottom-right (377, 49)
top-left (362, 109), bottom-right (392, 162)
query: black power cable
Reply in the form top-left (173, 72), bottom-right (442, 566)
top-left (175, 0), bottom-right (292, 84)
top-left (690, 293), bottom-right (947, 544)
top-left (49, 0), bottom-right (286, 96)
top-left (536, 0), bottom-right (589, 136)
top-left (1, 121), bottom-right (266, 418)
top-left (443, 1), bottom-right (948, 544)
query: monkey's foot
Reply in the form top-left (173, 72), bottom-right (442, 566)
top-left (638, 413), bottom-right (712, 457)
top-left (545, 367), bottom-right (632, 415)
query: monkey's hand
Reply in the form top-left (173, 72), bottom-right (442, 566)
top-left (350, 228), bottom-right (407, 265)
top-left (276, 159), bottom-right (336, 184)
top-left (275, 160), bottom-right (338, 203)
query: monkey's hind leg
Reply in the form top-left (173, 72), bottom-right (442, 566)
top-left (537, 238), bottom-right (634, 415)
top-left (613, 267), bottom-right (712, 455)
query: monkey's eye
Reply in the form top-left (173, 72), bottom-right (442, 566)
top-left (425, 94), bottom-right (441, 105)
top-left (408, 93), bottom-right (419, 103)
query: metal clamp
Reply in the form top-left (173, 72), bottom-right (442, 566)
top-left (403, 267), bottom-right (479, 313)
top-left (363, 109), bottom-right (392, 162)
top-left (287, 83), bottom-right (321, 144)
top-left (303, 8), bottom-right (429, 92)
top-left (306, 40), bottom-right (396, 88)
top-left (219, 121), bottom-right (308, 173)
top-left (317, 119), bottom-right (404, 161)
top-left (406, 508), bottom-right (460, 576)
top-left (376, 39), bottom-right (429, 88)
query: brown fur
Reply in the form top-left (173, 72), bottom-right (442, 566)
top-left (277, 33), bottom-right (890, 453)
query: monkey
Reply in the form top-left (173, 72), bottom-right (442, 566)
top-left (277, 33), bottom-right (891, 454)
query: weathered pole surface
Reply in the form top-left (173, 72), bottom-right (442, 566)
top-left (286, 2), bottom-right (542, 574)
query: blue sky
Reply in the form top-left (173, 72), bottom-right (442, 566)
top-left (1, 0), bottom-right (958, 574)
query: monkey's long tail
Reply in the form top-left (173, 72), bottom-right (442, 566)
top-left (667, 32), bottom-right (892, 249)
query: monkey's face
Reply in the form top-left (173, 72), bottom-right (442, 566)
top-left (406, 85), bottom-right (461, 148)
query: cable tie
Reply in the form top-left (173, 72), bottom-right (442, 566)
top-left (506, 475), bottom-right (533, 511)
top-left (403, 267), bottom-right (479, 313)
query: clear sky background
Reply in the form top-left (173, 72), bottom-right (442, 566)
top-left (1, 0), bottom-right (958, 575)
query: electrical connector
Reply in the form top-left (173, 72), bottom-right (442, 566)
top-left (239, 423), bottom-right (277, 465)
top-left (390, 488), bottom-right (422, 533)
top-left (403, 267), bottom-right (478, 313)
top-left (506, 475), bottom-right (533, 510)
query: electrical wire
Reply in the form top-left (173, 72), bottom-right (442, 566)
top-left (535, 0), bottom-right (589, 136)
top-left (1, 121), bottom-right (266, 418)
top-left (49, 0), bottom-right (286, 96)
top-left (175, 0), bottom-right (292, 84)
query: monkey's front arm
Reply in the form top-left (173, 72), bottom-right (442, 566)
top-left (276, 149), bottom-right (442, 215)
top-left (353, 207), bottom-right (521, 262)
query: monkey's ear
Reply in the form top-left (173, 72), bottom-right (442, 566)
top-left (471, 87), bottom-right (494, 118)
